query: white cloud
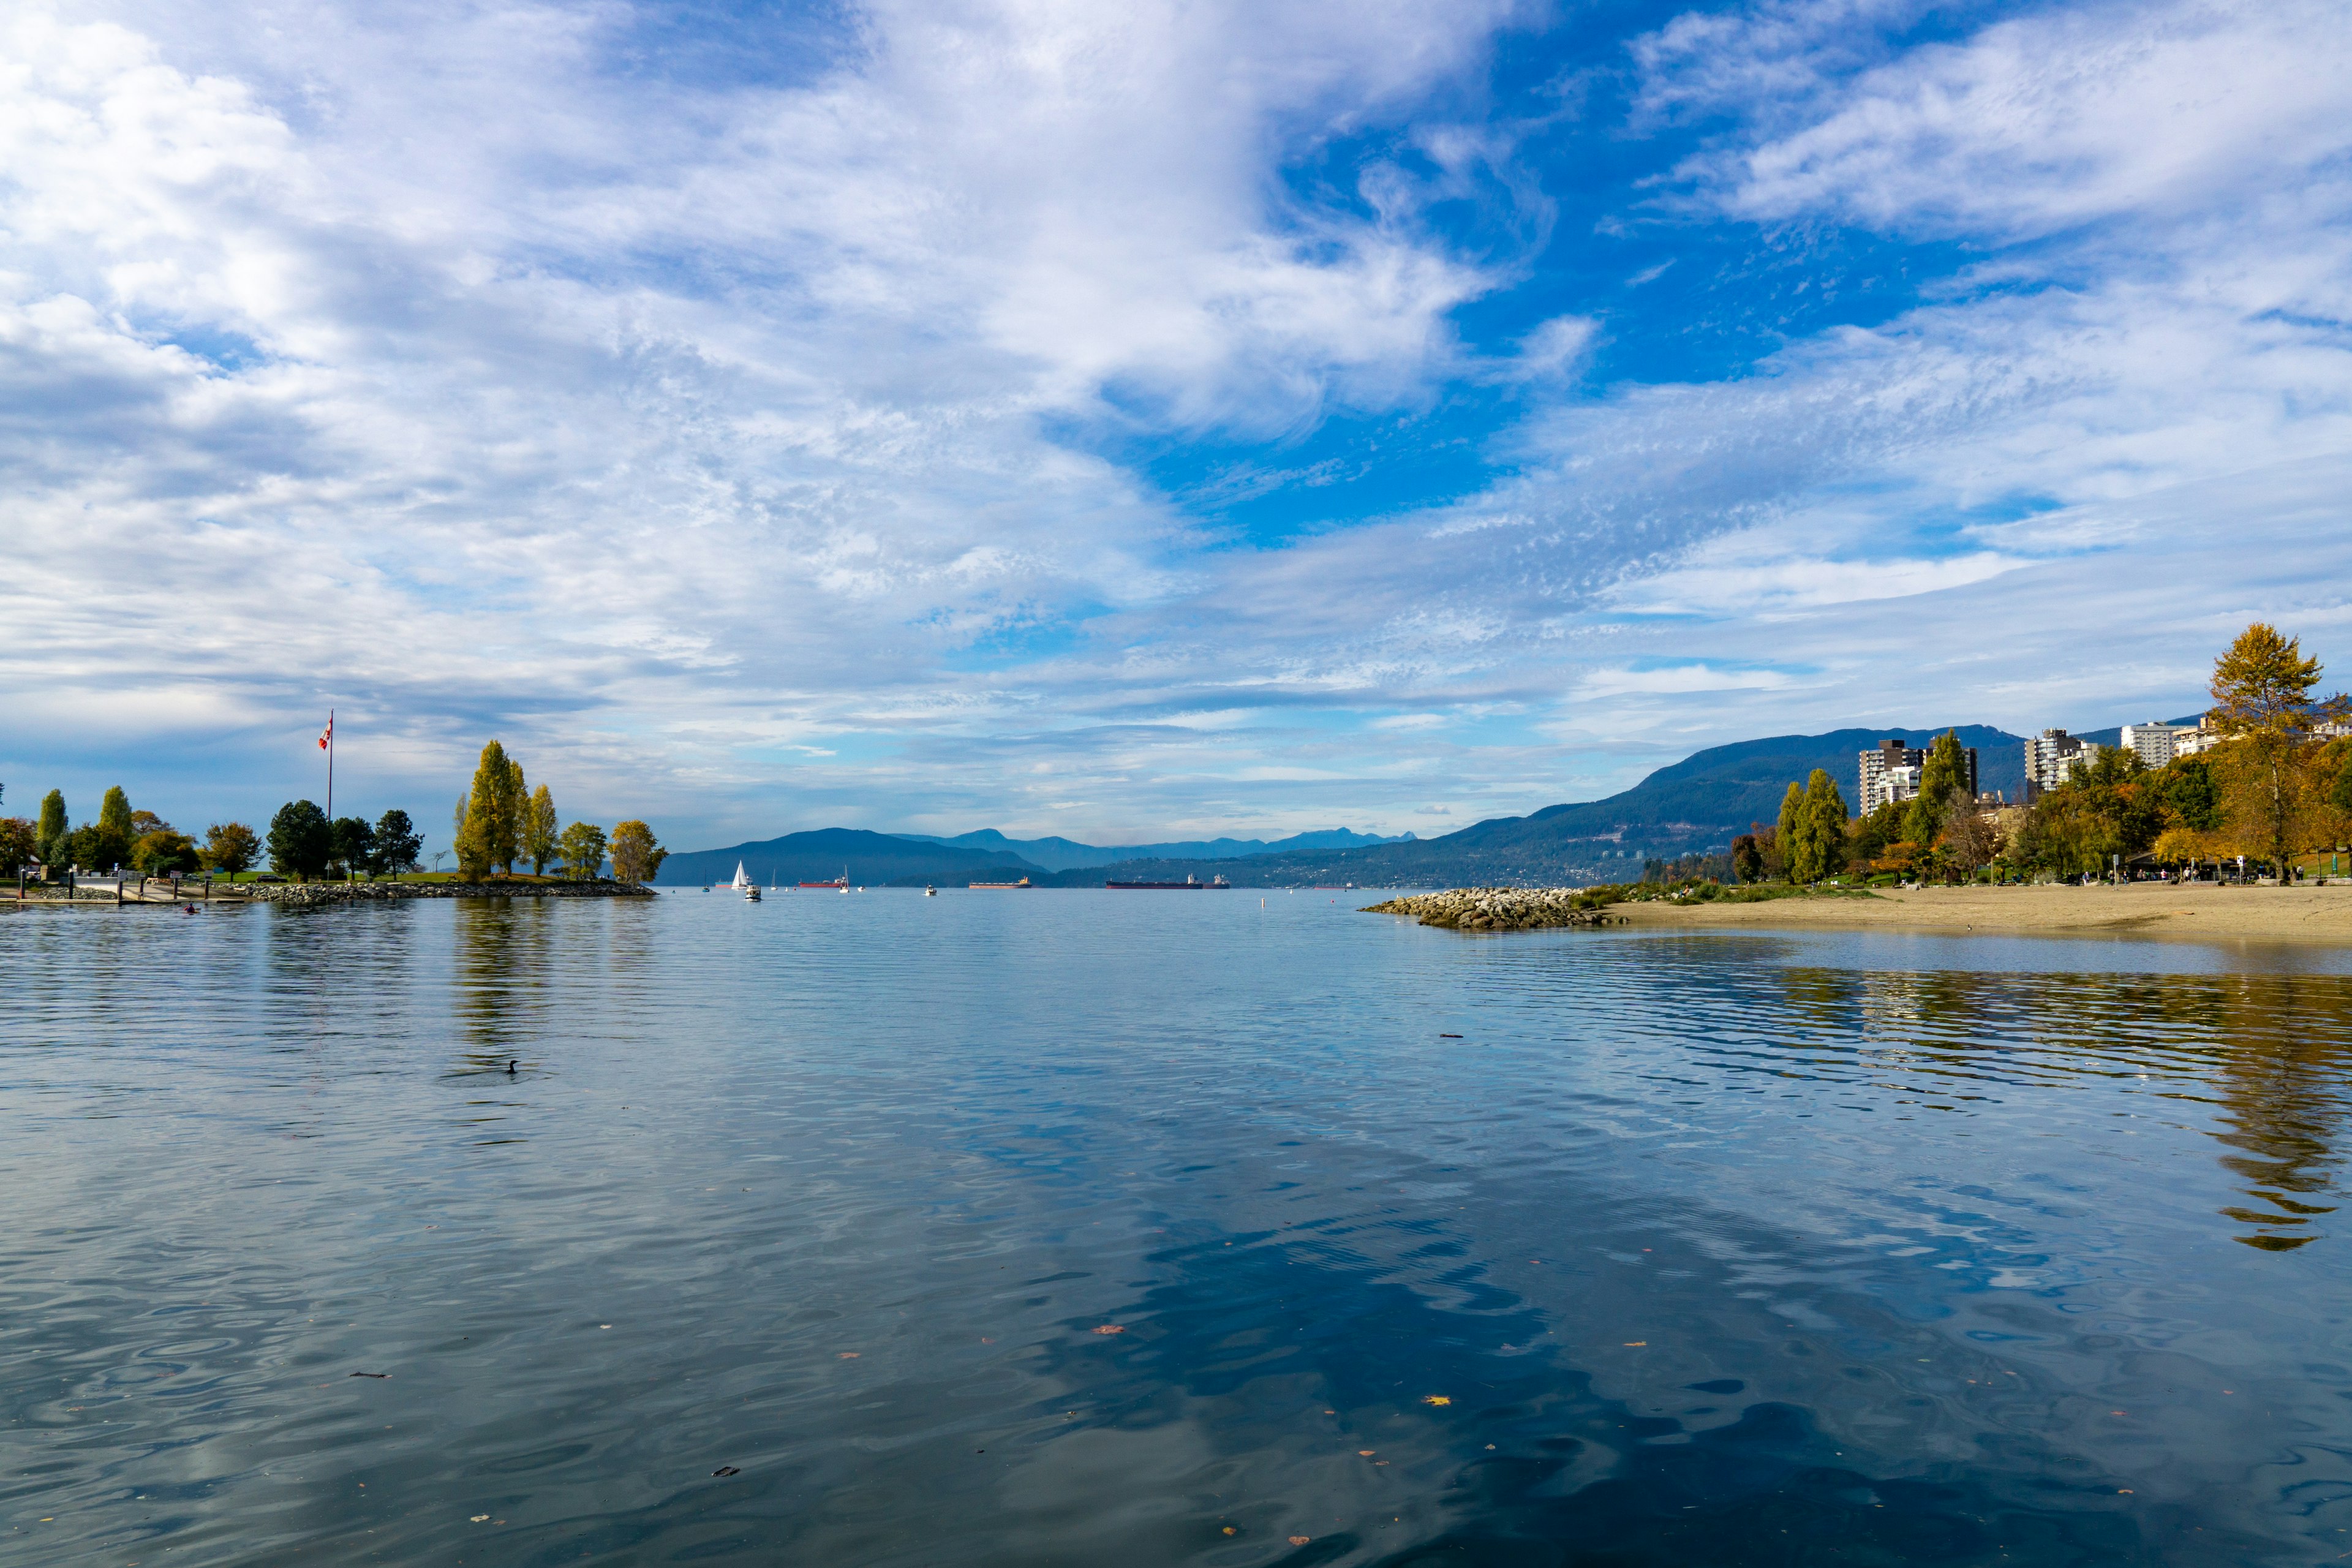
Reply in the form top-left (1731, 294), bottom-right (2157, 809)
top-left (4, 0), bottom-right (2350, 849)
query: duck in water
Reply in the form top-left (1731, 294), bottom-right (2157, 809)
top-left (507, 1059), bottom-right (518, 1075)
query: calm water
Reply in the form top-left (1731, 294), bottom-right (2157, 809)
top-left (6, 893), bottom-right (2352, 1567)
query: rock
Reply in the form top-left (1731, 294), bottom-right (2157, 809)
top-left (1360, 887), bottom-right (1614, 933)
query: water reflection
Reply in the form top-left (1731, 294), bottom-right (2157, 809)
top-left (1751, 957), bottom-right (2352, 1253)
top-left (11, 899), bottom-right (2352, 1567)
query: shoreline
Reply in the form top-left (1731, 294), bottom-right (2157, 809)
top-left (1606, 883), bottom-right (2352, 943)
top-left (9, 879), bottom-right (655, 909)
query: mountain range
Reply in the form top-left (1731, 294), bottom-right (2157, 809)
top-left (658, 720), bottom-right (2177, 889)
top-left (900, 826), bottom-right (1411, 872)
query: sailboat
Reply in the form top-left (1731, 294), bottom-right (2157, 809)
top-left (733, 861), bottom-right (761, 900)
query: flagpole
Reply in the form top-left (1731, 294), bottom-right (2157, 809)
top-left (327, 709), bottom-right (334, 820)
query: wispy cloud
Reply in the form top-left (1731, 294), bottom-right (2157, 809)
top-left (1, 0), bottom-right (2345, 849)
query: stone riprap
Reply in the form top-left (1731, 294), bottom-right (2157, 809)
top-left (241, 881), bottom-right (656, 908)
top-left (1362, 888), bottom-right (1619, 932)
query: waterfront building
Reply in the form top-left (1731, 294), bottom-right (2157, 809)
top-left (1859, 737), bottom-right (1980, 813)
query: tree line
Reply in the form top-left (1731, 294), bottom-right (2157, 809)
top-left (4, 739), bottom-right (669, 886)
top-left (1729, 624), bottom-right (2352, 885)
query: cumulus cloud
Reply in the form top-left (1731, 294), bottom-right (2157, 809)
top-left (1, 0), bottom-right (2346, 846)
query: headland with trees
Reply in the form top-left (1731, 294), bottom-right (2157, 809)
top-left (1707, 622), bottom-right (2352, 892)
top-left (5, 739), bottom-right (667, 902)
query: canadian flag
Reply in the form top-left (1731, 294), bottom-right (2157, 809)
top-left (318, 715), bottom-right (333, 750)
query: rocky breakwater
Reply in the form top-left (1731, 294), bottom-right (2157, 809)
top-left (244, 881), bottom-right (657, 909)
top-left (1362, 887), bottom-right (1620, 932)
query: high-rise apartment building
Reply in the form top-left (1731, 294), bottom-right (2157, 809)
top-left (2024, 729), bottom-right (2104, 799)
top-left (2120, 721), bottom-right (2192, 767)
top-left (1858, 737), bottom-right (1980, 814)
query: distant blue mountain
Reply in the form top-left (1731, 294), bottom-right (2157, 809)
top-left (1039, 725), bottom-right (2034, 887)
top-left (665, 718), bottom-right (2196, 892)
top-left (654, 827), bottom-right (1044, 888)
top-left (902, 826), bottom-right (1411, 872)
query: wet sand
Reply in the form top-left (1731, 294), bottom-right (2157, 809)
top-left (1610, 882), bottom-right (2352, 942)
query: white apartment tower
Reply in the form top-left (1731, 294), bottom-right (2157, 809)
top-left (2120, 721), bottom-right (2193, 767)
top-left (1859, 737), bottom-right (1980, 814)
top-left (2024, 729), bottom-right (2104, 799)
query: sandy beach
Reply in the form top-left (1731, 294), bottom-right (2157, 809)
top-left (1608, 881), bottom-right (2352, 942)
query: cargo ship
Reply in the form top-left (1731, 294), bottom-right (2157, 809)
top-left (969, 876), bottom-right (1032, 889)
top-left (799, 868), bottom-right (850, 890)
top-left (1106, 873), bottom-right (1231, 889)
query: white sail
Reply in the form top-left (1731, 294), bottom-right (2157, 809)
top-left (731, 861), bottom-right (752, 889)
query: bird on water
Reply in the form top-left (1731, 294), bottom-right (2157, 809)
top-left (507, 1059), bottom-right (518, 1074)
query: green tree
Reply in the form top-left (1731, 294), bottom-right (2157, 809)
top-left (1776, 780), bottom-right (1812, 884)
top-left (1803, 769), bottom-right (1849, 881)
top-left (267, 800), bottom-right (333, 880)
top-left (36, 789), bottom-right (66, 866)
top-left (608, 820), bottom-right (666, 885)
top-left (2209, 623), bottom-right (2351, 880)
top-left (557, 820), bottom-right (606, 880)
top-left (454, 742), bottom-right (527, 876)
top-left (201, 822), bottom-right (260, 875)
top-left (76, 785), bottom-right (137, 870)
top-left (373, 810), bottom-right (421, 875)
top-left (523, 784), bottom-right (559, 875)
top-left (330, 816), bottom-right (376, 878)
top-left (2152, 755), bottom-right (2225, 833)
top-left (1904, 729), bottom-right (1969, 846)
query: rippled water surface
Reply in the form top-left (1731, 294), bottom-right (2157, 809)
top-left (7, 892), bottom-right (2352, 1566)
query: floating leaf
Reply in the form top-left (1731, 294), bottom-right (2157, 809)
top-left (1422, 1395), bottom-right (1450, 1406)
top-left (1223, 1526), bottom-right (1237, 1536)
top-left (350, 1372), bottom-right (389, 1379)
top-left (713, 1466), bottom-right (740, 1477)
top-left (1358, 1449), bottom-right (1375, 1457)
top-left (1623, 1341), bottom-right (1647, 1348)
top-left (470, 1515), bottom-right (489, 1523)
top-left (1093, 1325), bottom-right (1125, 1335)
top-left (1290, 1537), bottom-right (1311, 1546)
top-left (837, 1352), bottom-right (860, 1359)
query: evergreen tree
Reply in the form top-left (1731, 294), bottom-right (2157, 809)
top-left (266, 801), bottom-right (333, 880)
top-left (330, 816), bottom-right (376, 878)
top-left (456, 742), bottom-right (526, 876)
top-left (36, 789), bottom-right (66, 865)
top-left (373, 810), bottom-right (421, 874)
top-left (1803, 769), bottom-right (1849, 881)
top-left (90, 785), bottom-right (135, 870)
top-left (1777, 780), bottom-right (1811, 884)
top-left (1904, 729), bottom-right (1969, 846)
top-left (524, 784), bottom-right (559, 875)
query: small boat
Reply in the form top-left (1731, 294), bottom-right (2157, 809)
top-left (924, 885), bottom-right (937, 896)
top-left (744, 884), bottom-right (761, 901)
top-left (969, 876), bottom-right (1032, 889)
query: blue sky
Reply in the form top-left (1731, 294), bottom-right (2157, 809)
top-left (4, 0), bottom-right (2350, 854)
